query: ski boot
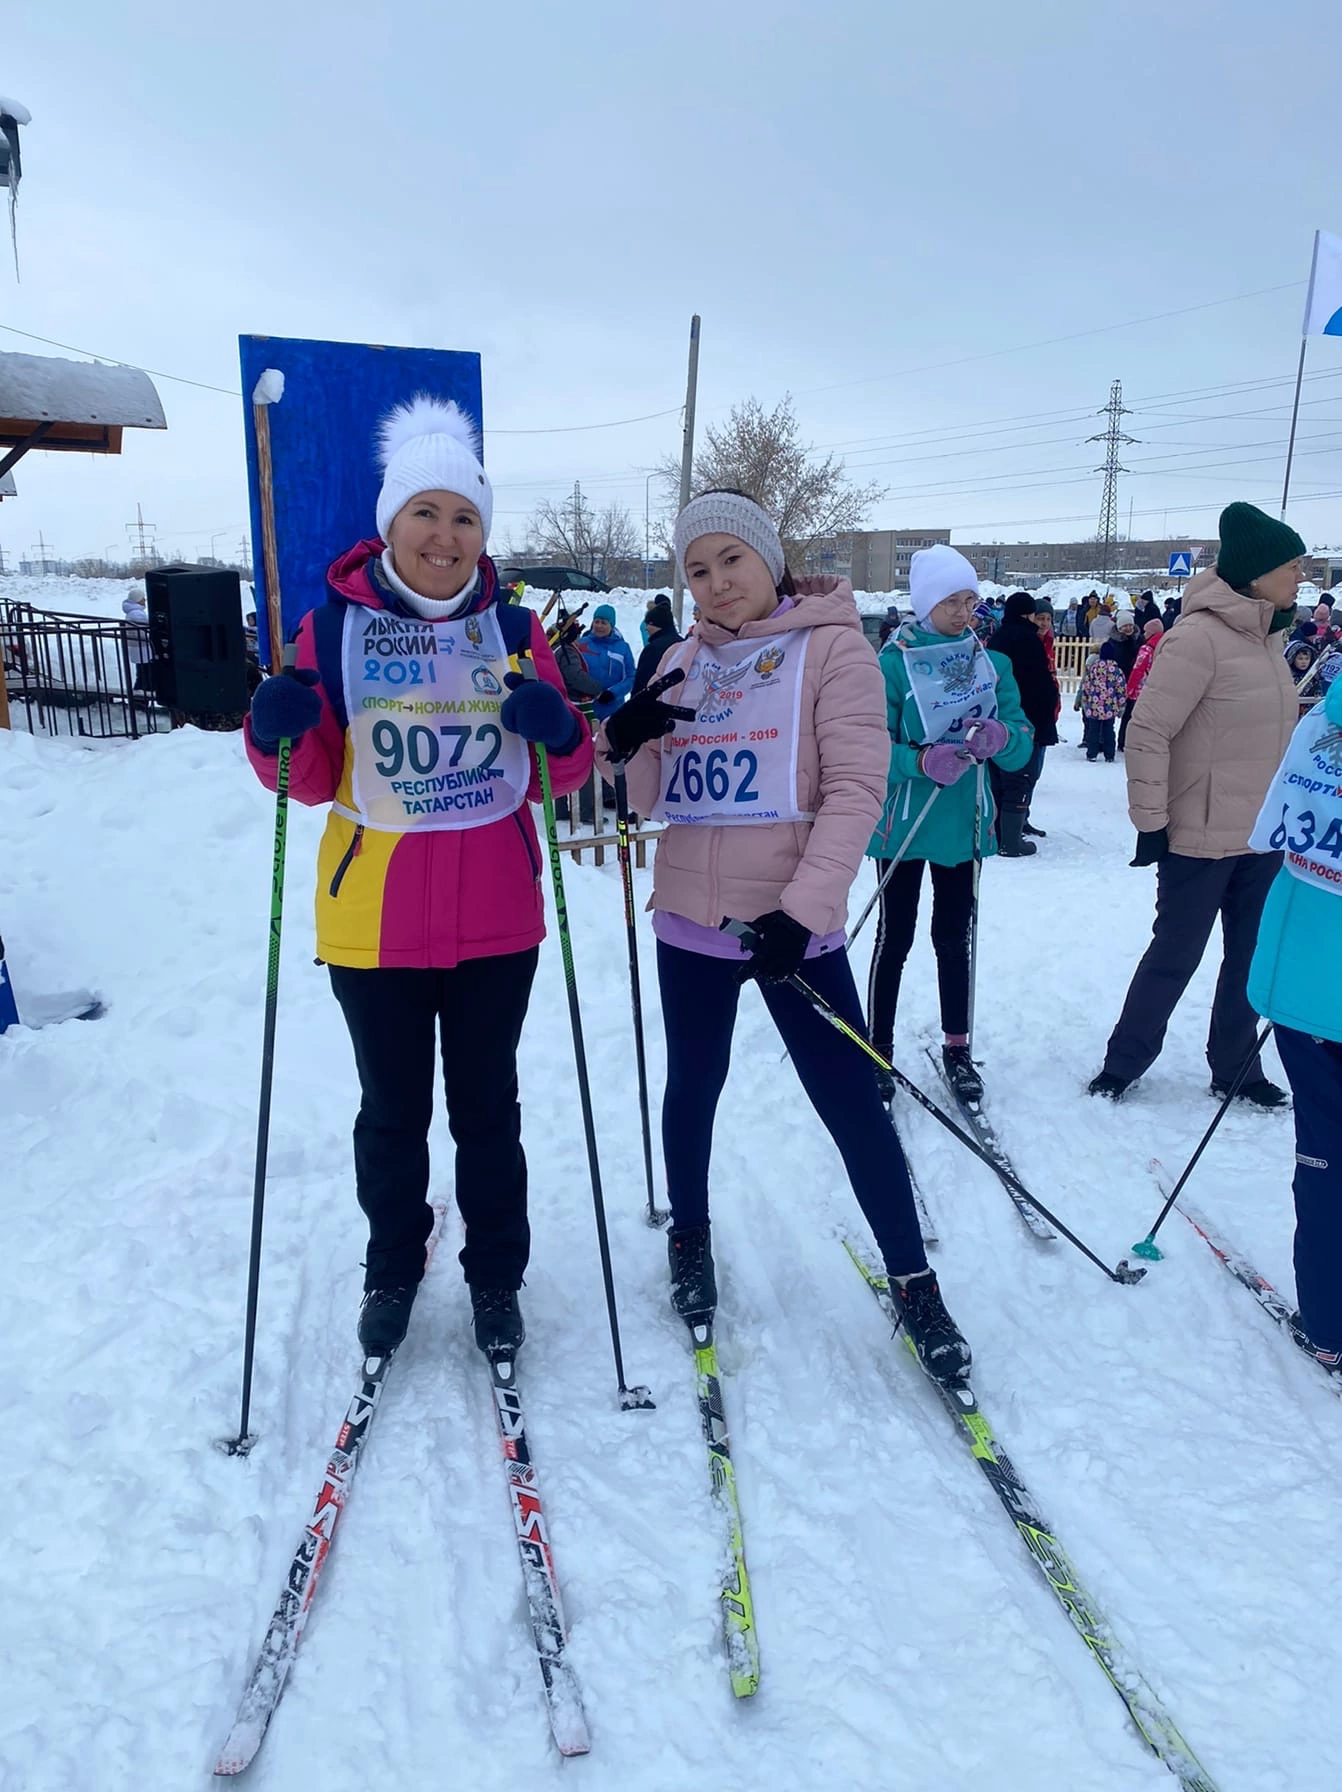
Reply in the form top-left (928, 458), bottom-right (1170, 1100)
top-left (1087, 1070), bottom-right (1132, 1101)
top-left (358, 1285), bottom-right (417, 1358)
top-left (872, 1043), bottom-right (897, 1105)
top-left (894, 1269), bottom-right (972, 1385)
top-left (1210, 1076), bottom-right (1289, 1109)
top-left (941, 1044), bottom-right (983, 1104)
top-left (470, 1287), bottom-right (526, 1358)
top-left (668, 1224), bottom-right (717, 1323)
top-left (1289, 1313), bottom-right (1342, 1371)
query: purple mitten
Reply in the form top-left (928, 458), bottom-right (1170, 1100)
top-left (918, 742), bottom-right (972, 786)
top-left (962, 717), bottom-right (1009, 761)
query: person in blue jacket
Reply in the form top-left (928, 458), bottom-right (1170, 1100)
top-left (1246, 673), bottom-right (1342, 1370)
top-left (580, 603), bottom-right (636, 722)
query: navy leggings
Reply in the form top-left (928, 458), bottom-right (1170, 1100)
top-left (1275, 1024), bottom-right (1342, 1353)
top-left (656, 941), bottom-right (928, 1277)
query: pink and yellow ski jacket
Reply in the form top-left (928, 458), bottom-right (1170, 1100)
top-left (244, 542), bottom-right (594, 969)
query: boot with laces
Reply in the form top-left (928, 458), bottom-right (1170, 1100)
top-left (894, 1269), bottom-right (972, 1385)
top-left (667, 1224), bottom-right (717, 1323)
top-left (358, 1285), bottom-right (417, 1358)
top-left (470, 1286), bottom-right (525, 1358)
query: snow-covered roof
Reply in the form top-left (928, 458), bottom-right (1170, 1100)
top-left (0, 352), bottom-right (165, 431)
top-left (0, 97), bottom-right (31, 125)
top-left (0, 469), bottom-right (16, 497)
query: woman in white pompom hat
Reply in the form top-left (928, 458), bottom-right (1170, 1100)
top-left (245, 395), bottom-right (594, 1361)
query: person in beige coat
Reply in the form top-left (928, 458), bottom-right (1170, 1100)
top-left (1089, 502), bottom-right (1301, 1102)
top-left (598, 489), bottom-right (971, 1385)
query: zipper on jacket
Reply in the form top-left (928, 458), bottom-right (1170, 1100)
top-left (513, 809), bottom-right (541, 880)
top-left (328, 824), bottom-right (364, 897)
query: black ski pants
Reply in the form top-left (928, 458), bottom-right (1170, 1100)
top-left (867, 858), bottom-right (975, 1045)
top-left (328, 949), bottom-right (538, 1292)
top-left (1101, 852), bottom-right (1279, 1086)
top-left (657, 942), bottom-right (928, 1278)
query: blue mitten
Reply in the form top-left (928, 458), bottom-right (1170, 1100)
top-left (501, 673), bottom-right (582, 754)
top-left (249, 666), bottom-right (322, 753)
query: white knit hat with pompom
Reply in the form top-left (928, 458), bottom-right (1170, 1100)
top-left (375, 395), bottom-right (492, 542)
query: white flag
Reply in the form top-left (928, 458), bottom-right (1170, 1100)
top-left (1302, 229), bottom-right (1342, 337)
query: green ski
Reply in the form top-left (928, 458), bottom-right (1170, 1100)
top-left (845, 1240), bottom-right (1217, 1792)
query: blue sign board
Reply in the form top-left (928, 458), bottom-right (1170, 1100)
top-left (1168, 551), bottom-right (1194, 579)
top-left (239, 335), bottom-right (483, 665)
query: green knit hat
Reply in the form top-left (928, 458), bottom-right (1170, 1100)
top-left (1216, 502), bottom-right (1306, 591)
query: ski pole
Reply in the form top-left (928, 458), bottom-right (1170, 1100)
top-left (224, 646), bottom-right (298, 1456)
top-left (523, 663), bottom-right (655, 1410)
top-left (612, 767), bottom-right (670, 1228)
top-left (845, 782), bottom-right (941, 952)
top-left (966, 759), bottom-right (985, 1056)
top-left (1130, 1021), bottom-right (1274, 1262)
top-left (848, 722), bottom-right (984, 957)
top-left (722, 921), bottom-right (1144, 1286)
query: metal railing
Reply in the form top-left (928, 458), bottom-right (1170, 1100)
top-left (1, 601), bottom-right (172, 739)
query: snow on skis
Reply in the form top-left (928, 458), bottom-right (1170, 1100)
top-left (487, 1350), bottom-right (591, 1755)
top-left (845, 1240), bottom-right (1219, 1792)
top-left (687, 1317), bottom-right (759, 1697)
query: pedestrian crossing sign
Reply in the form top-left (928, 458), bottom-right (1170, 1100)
top-left (1168, 551), bottom-right (1193, 578)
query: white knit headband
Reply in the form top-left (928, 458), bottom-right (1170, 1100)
top-left (673, 493), bottom-right (786, 587)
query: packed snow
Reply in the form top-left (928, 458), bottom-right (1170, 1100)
top-left (5, 578), bottom-right (1342, 1792)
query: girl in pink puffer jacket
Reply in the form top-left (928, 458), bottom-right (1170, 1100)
top-left (598, 491), bottom-right (971, 1386)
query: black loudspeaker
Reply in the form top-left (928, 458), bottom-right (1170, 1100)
top-left (145, 565), bottom-right (249, 715)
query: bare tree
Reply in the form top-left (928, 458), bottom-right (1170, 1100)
top-left (518, 485), bottom-right (642, 581)
top-left (660, 394), bottom-right (887, 569)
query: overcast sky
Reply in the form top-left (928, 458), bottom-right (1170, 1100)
top-left (3, 0), bottom-right (1341, 573)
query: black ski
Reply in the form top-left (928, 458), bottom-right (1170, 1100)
top-left (925, 1045), bottom-right (1054, 1240)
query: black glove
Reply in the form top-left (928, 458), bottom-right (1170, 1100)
top-left (735, 910), bottom-right (812, 985)
top-left (602, 668), bottom-right (695, 762)
top-left (1130, 827), bottom-right (1170, 868)
top-left (248, 665), bottom-right (322, 754)
top-left (597, 689), bottom-right (615, 707)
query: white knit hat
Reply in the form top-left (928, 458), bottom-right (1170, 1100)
top-left (375, 395), bottom-right (493, 543)
top-left (673, 491), bottom-right (786, 587)
top-left (908, 544), bottom-right (980, 623)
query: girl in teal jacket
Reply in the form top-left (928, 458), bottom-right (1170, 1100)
top-left (865, 547), bottom-right (1033, 1101)
top-left (1247, 673), bottom-right (1342, 1366)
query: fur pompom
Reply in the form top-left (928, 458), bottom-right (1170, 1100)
top-left (376, 394), bottom-right (480, 468)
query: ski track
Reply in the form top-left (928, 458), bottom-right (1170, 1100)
top-left (4, 667), bottom-right (1342, 1790)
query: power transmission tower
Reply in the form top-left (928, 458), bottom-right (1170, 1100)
top-left (1088, 380), bottom-right (1137, 586)
top-left (568, 480), bottom-right (592, 573)
top-left (125, 501), bottom-right (158, 567)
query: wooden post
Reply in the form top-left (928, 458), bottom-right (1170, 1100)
top-left (251, 376), bottom-right (285, 673)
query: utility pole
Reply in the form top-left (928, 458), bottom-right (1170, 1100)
top-left (1088, 380), bottom-right (1137, 589)
top-left (672, 314), bottom-right (701, 628)
top-left (30, 533), bottom-right (53, 572)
